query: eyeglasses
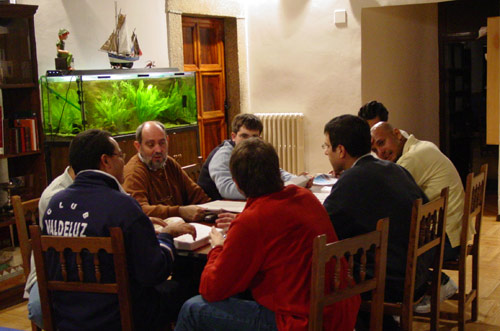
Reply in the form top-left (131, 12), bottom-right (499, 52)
top-left (111, 151), bottom-right (126, 159)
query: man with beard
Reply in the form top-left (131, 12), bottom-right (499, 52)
top-left (41, 129), bottom-right (196, 330)
top-left (124, 121), bottom-right (210, 221)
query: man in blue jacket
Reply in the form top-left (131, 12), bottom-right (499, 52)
top-left (42, 129), bottom-right (196, 330)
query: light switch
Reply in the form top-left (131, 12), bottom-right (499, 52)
top-left (334, 9), bottom-right (346, 24)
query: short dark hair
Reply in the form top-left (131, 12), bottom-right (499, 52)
top-left (69, 129), bottom-right (115, 174)
top-left (231, 114), bottom-right (263, 134)
top-left (324, 115), bottom-right (371, 158)
top-left (358, 101), bottom-right (389, 122)
top-left (135, 121), bottom-right (166, 143)
top-left (230, 137), bottom-right (283, 198)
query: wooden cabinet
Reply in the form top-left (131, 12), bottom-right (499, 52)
top-left (0, 4), bottom-right (47, 308)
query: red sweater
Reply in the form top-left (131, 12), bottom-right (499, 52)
top-left (200, 185), bottom-right (360, 330)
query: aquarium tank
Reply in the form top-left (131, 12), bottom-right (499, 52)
top-left (40, 68), bottom-right (197, 136)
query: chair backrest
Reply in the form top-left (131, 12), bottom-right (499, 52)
top-left (12, 195), bottom-right (40, 279)
top-left (182, 156), bottom-right (203, 182)
top-left (461, 164), bottom-right (488, 256)
top-left (309, 218), bottom-right (389, 331)
top-left (29, 225), bottom-right (133, 331)
top-left (403, 187), bottom-right (448, 330)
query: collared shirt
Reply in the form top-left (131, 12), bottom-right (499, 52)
top-left (397, 135), bottom-right (465, 247)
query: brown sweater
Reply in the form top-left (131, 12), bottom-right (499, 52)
top-left (123, 154), bottom-right (210, 218)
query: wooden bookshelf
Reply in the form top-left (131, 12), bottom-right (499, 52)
top-left (0, 3), bottom-right (46, 307)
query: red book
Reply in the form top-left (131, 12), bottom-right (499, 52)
top-left (16, 118), bottom-right (36, 151)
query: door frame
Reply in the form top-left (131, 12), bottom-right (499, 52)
top-left (166, 0), bottom-right (249, 138)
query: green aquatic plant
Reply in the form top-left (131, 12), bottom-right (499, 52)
top-left (156, 80), bottom-right (197, 125)
top-left (92, 83), bottom-right (132, 134)
top-left (42, 75), bottom-right (199, 137)
top-left (121, 80), bottom-right (170, 124)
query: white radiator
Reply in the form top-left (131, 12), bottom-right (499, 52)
top-left (254, 113), bottom-right (305, 174)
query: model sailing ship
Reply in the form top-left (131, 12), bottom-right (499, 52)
top-left (100, 3), bottom-right (142, 69)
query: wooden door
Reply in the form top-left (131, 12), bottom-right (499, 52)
top-left (182, 16), bottom-right (227, 159)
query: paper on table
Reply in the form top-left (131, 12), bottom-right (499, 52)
top-left (197, 200), bottom-right (246, 214)
top-left (174, 223), bottom-right (223, 251)
top-left (310, 185), bottom-right (332, 203)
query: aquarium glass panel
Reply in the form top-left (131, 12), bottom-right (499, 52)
top-left (41, 70), bottom-right (197, 137)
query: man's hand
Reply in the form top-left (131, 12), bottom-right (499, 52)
top-left (298, 172), bottom-right (314, 188)
top-left (150, 217), bottom-right (166, 227)
top-left (150, 217), bottom-right (167, 234)
top-left (215, 212), bottom-right (237, 231)
top-left (179, 205), bottom-right (206, 222)
top-left (209, 226), bottom-right (225, 248)
top-left (161, 222), bottom-right (197, 240)
top-left (329, 169), bottom-right (343, 179)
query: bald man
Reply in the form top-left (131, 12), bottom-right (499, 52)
top-left (371, 121), bottom-right (464, 312)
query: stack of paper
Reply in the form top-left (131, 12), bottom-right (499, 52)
top-left (174, 223), bottom-right (223, 251)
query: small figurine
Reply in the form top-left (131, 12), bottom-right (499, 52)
top-left (56, 28), bottom-right (73, 70)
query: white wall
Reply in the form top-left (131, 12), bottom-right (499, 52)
top-left (246, 0), bottom-right (443, 173)
top-left (19, 0), bottom-right (169, 74)
top-left (362, 4), bottom-right (439, 143)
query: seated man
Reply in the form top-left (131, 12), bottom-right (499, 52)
top-left (197, 113), bottom-right (297, 200)
top-left (358, 100), bottom-right (409, 137)
top-left (371, 121), bottom-right (463, 306)
top-left (124, 121), bottom-right (210, 221)
top-left (322, 115), bottom-right (431, 328)
top-left (358, 100), bottom-right (389, 127)
top-left (176, 138), bottom-right (360, 330)
top-left (41, 129), bottom-right (196, 330)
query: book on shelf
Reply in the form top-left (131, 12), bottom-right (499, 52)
top-left (14, 117), bottom-right (38, 152)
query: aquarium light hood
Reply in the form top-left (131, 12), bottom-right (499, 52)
top-left (46, 67), bottom-right (180, 78)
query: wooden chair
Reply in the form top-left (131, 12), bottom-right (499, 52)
top-left (12, 195), bottom-right (40, 280)
top-left (182, 156), bottom-right (203, 182)
top-left (382, 187), bottom-right (448, 331)
top-left (309, 218), bottom-right (389, 331)
top-left (12, 195), bottom-right (41, 331)
top-left (441, 164), bottom-right (488, 330)
top-left (29, 225), bottom-right (133, 331)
